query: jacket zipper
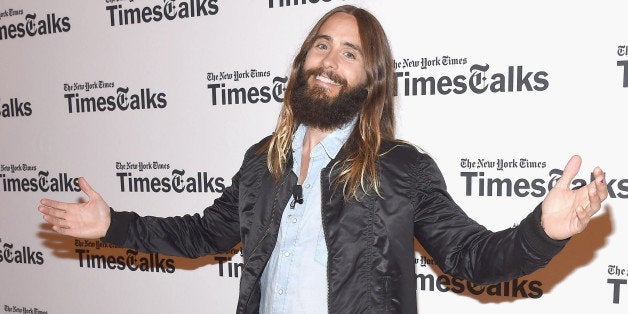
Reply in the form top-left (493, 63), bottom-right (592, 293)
top-left (321, 171), bottom-right (332, 314)
top-left (242, 172), bottom-right (288, 310)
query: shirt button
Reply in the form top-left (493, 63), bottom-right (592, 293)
top-left (284, 252), bottom-right (290, 257)
top-left (278, 289), bottom-right (284, 295)
top-left (304, 184), bottom-right (311, 189)
top-left (292, 217), bottom-right (298, 223)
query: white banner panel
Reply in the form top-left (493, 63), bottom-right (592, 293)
top-left (1, 0), bottom-right (626, 313)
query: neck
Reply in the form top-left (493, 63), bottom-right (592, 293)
top-left (302, 126), bottom-right (332, 152)
top-left (297, 126), bottom-right (332, 185)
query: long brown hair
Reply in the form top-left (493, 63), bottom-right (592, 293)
top-left (263, 5), bottom-right (396, 199)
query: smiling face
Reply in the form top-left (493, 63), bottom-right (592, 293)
top-left (287, 12), bottom-right (370, 131)
top-left (303, 12), bottom-right (368, 98)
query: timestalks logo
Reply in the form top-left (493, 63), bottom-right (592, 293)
top-left (75, 249), bottom-right (175, 273)
top-left (0, 171), bottom-right (79, 192)
top-left (0, 238), bottom-right (44, 265)
top-left (207, 76), bottom-right (288, 106)
top-left (608, 279), bottom-right (626, 304)
top-left (461, 169), bottom-right (628, 199)
top-left (213, 251), bottom-right (243, 278)
top-left (268, 0), bottom-right (335, 9)
top-left (0, 8), bottom-right (24, 20)
top-left (106, 0), bottom-right (219, 26)
top-left (64, 87), bottom-right (167, 114)
top-left (417, 273), bottom-right (543, 298)
top-left (0, 12), bottom-right (70, 40)
top-left (1, 97), bottom-right (31, 118)
top-left (608, 265), bottom-right (627, 304)
top-left (116, 169), bottom-right (225, 193)
top-left (395, 64), bottom-right (549, 96)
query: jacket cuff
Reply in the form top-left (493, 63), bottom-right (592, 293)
top-left (520, 203), bottom-right (569, 257)
top-left (101, 207), bottom-right (134, 246)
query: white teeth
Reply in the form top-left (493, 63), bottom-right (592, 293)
top-left (316, 75), bottom-right (340, 86)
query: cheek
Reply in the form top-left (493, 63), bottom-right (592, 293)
top-left (348, 67), bottom-right (368, 88)
top-left (303, 51), bottom-right (321, 69)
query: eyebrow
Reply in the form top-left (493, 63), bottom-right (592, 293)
top-left (315, 34), bottom-right (363, 55)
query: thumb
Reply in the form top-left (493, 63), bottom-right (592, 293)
top-left (555, 155), bottom-right (582, 189)
top-left (78, 177), bottom-right (98, 199)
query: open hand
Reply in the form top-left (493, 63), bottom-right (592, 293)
top-left (38, 177), bottom-right (111, 239)
top-left (541, 155), bottom-right (608, 240)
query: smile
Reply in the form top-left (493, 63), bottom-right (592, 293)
top-left (315, 74), bottom-right (342, 86)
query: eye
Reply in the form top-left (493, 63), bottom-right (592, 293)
top-left (315, 42), bottom-right (328, 50)
top-left (343, 51), bottom-right (356, 60)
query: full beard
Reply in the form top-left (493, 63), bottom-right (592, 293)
top-left (290, 66), bottom-right (368, 131)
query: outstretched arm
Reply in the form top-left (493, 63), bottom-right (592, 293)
top-left (38, 177), bottom-right (111, 239)
top-left (412, 152), bottom-right (609, 284)
top-left (35, 138), bottom-right (268, 257)
top-left (541, 155), bottom-right (608, 240)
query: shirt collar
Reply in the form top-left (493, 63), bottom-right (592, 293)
top-left (292, 117), bottom-right (357, 160)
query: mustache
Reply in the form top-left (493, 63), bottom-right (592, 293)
top-left (303, 67), bottom-right (348, 87)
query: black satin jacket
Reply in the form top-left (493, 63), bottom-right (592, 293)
top-left (103, 136), bottom-right (567, 313)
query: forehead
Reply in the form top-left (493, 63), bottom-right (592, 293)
top-left (317, 12), bottom-right (362, 47)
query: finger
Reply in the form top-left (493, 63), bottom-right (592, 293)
top-left (586, 186), bottom-right (602, 215)
top-left (576, 206), bottom-right (590, 231)
top-left (593, 167), bottom-right (608, 201)
top-left (555, 155), bottom-right (582, 189)
top-left (576, 205), bottom-right (587, 220)
top-left (42, 213), bottom-right (68, 229)
top-left (78, 177), bottom-right (99, 199)
top-left (52, 225), bottom-right (70, 235)
top-left (40, 198), bottom-right (74, 211)
top-left (38, 204), bottom-right (68, 220)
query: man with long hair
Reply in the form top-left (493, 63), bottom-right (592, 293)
top-left (38, 5), bottom-right (608, 313)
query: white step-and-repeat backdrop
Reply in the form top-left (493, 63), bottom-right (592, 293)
top-left (1, 0), bottom-right (626, 313)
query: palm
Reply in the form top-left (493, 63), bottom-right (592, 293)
top-left (73, 196), bottom-right (110, 238)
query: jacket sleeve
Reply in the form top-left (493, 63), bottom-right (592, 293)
top-left (411, 153), bottom-right (568, 285)
top-left (100, 146), bottom-right (258, 258)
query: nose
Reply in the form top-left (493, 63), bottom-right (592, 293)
top-left (322, 50), bottom-right (339, 69)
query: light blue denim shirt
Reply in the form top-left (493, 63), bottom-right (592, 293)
top-left (260, 120), bottom-right (356, 314)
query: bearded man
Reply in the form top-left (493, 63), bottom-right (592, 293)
top-left (39, 5), bottom-right (608, 313)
